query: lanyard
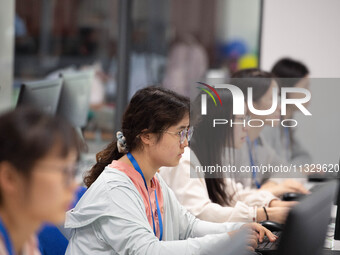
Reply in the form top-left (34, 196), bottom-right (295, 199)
top-left (0, 217), bottom-right (14, 255)
top-left (246, 136), bottom-right (261, 189)
top-left (127, 152), bottom-right (163, 241)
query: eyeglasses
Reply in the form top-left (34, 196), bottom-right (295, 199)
top-left (60, 163), bottom-right (80, 187)
top-left (35, 162), bottom-right (80, 187)
top-left (164, 126), bottom-right (194, 144)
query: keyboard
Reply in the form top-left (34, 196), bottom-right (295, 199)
top-left (309, 184), bottom-right (322, 193)
top-left (256, 231), bottom-right (282, 252)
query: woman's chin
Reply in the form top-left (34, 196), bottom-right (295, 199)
top-left (164, 159), bottom-right (181, 168)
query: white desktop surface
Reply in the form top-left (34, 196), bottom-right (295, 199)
top-left (330, 206), bottom-right (340, 250)
top-left (320, 202), bottom-right (340, 251)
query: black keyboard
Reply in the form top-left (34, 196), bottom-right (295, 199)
top-left (309, 184), bottom-right (322, 193)
top-left (256, 231), bottom-right (282, 251)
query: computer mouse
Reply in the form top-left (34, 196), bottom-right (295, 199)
top-left (282, 192), bottom-right (305, 201)
top-left (308, 173), bottom-right (328, 182)
top-left (260, 220), bottom-right (284, 232)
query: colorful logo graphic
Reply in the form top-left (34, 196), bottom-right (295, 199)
top-left (196, 82), bottom-right (223, 107)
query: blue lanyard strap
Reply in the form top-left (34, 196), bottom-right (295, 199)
top-left (246, 136), bottom-right (261, 189)
top-left (0, 217), bottom-right (15, 255)
top-left (127, 152), bottom-right (163, 241)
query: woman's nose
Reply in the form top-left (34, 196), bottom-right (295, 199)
top-left (181, 137), bottom-right (189, 147)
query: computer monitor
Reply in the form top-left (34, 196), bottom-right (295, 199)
top-left (333, 158), bottom-right (340, 240)
top-left (57, 71), bottom-right (93, 128)
top-left (278, 181), bottom-right (337, 255)
top-left (16, 78), bottom-right (63, 115)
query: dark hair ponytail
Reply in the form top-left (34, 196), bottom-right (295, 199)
top-left (84, 141), bottom-right (122, 187)
top-left (84, 86), bottom-right (190, 188)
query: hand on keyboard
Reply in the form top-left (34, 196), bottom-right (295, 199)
top-left (260, 179), bottom-right (309, 197)
top-left (257, 231), bottom-right (282, 251)
top-left (229, 223), bottom-right (278, 252)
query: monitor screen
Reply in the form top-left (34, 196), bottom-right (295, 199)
top-left (57, 71), bottom-right (93, 128)
top-left (16, 78), bottom-right (63, 115)
top-left (279, 181), bottom-right (337, 255)
top-left (334, 158), bottom-right (340, 240)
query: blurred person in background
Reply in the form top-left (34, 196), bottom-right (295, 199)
top-left (262, 58), bottom-right (312, 166)
top-left (0, 108), bottom-right (81, 255)
top-left (231, 68), bottom-right (309, 196)
top-left (163, 33), bottom-right (208, 97)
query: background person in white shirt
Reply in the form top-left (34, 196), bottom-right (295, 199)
top-left (230, 69), bottom-right (309, 195)
top-left (262, 58), bottom-right (312, 166)
top-left (160, 88), bottom-right (293, 224)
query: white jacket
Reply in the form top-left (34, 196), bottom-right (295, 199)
top-left (65, 166), bottom-right (247, 255)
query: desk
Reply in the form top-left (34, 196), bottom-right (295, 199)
top-left (323, 206), bottom-right (340, 253)
top-left (323, 251), bottom-right (340, 255)
top-left (325, 206), bottom-right (340, 251)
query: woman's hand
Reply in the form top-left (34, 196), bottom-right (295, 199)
top-left (266, 207), bottom-right (290, 224)
top-left (260, 184), bottom-right (294, 197)
top-left (269, 200), bottom-right (297, 208)
top-left (242, 223), bottom-right (277, 243)
top-left (229, 223), bottom-right (278, 251)
top-left (260, 179), bottom-right (309, 197)
top-left (256, 206), bottom-right (290, 223)
top-left (280, 179), bottom-right (310, 194)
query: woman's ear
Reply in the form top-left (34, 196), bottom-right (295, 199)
top-left (0, 162), bottom-right (22, 195)
top-left (139, 129), bottom-right (158, 146)
top-left (139, 132), bottom-right (153, 146)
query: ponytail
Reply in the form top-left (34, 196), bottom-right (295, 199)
top-left (84, 140), bottom-right (123, 188)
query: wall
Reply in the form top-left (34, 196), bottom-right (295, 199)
top-left (261, 0), bottom-right (340, 164)
top-left (0, 0), bottom-right (14, 113)
top-left (216, 0), bottom-right (261, 53)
